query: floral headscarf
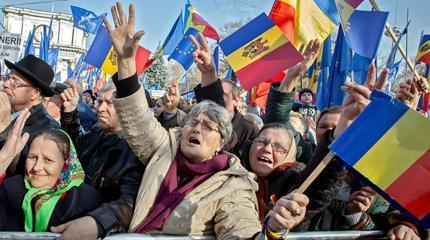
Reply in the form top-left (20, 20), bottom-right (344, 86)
top-left (22, 129), bottom-right (85, 232)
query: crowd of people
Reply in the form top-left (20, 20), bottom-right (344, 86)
top-left (0, 3), bottom-right (429, 240)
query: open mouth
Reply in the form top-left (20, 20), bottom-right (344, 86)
top-left (188, 136), bottom-right (201, 145)
top-left (257, 156), bottom-right (273, 164)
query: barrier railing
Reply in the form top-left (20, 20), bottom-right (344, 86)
top-left (0, 231), bottom-right (386, 239)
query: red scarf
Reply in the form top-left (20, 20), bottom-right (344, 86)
top-left (134, 150), bottom-right (229, 233)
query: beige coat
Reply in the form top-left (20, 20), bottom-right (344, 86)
top-left (113, 87), bottom-right (262, 239)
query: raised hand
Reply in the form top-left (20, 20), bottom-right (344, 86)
top-left (164, 82), bottom-right (180, 112)
top-left (0, 109), bottom-right (30, 175)
top-left (346, 187), bottom-right (376, 215)
top-left (0, 92), bottom-right (11, 133)
top-left (267, 193), bottom-right (309, 232)
top-left (103, 3), bottom-right (144, 79)
top-left (334, 63), bottom-right (388, 138)
top-left (190, 33), bottom-right (217, 87)
top-left (60, 83), bottom-right (80, 113)
top-left (396, 79), bottom-right (420, 109)
top-left (280, 40), bottom-right (321, 92)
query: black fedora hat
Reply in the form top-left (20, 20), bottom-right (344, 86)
top-left (5, 54), bottom-right (55, 97)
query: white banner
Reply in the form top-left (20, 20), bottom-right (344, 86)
top-left (150, 89), bottom-right (166, 98)
top-left (0, 32), bottom-right (22, 62)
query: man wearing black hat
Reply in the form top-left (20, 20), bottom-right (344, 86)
top-left (0, 54), bottom-right (60, 175)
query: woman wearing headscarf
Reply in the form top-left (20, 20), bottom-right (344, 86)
top-left (103, 3), bottom-right (309, 239)
top-left (0, 110), bottom-right (103, 231)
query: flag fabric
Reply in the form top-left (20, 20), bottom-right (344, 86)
top-left (248, 81), bottom-right (271, 110)
top-left (169, 28), bottom-right (201, 71)
top-left (23, 26), bottom-right (35, 57)
top-left (71, 6), bottom-right (106, 34)
top-left (343, 10), bottom-right (388, 59)
top-left (329, 90), bottom-right (430, 227)
top-left (39, 26), bottom-right (49, 62)
top-left (315, 34), bottom-right (333, 110)
top-left (422, 65), bottom-right (429, 113)
top-left (85, 26), bottom-right (151, 76)
top-left (184, 2), bottom-right (220, 41)
top-left (162, 12), bottom-right (185, 56)
top-left (213, 45), bottom-right (219, 76)
top-left (47, 48), bottom-right (59, 68)
top-left (269, 0), bottom-right (339, 49)
top-left (416, 35), bottom-right (430, 64)
top-left (350, 53), bottom-right (372, 85)
top-left (386, 21), bottom-right (410, 69)
top-left (225, 68), bottom-right (234, 80)
top-left (335, 0), bottom-right (365, 32)
top-left (219, 13), bottom-right (303, 90)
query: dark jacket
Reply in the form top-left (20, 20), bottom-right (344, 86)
top-left (0, 103), bottom-right (60, 176)
top-left (264, 85), bottom-right (316, 165)
top-left (0, 175), bottom-right (103, 231)
top-left (292, 102), bottom-right (319, 123)
top-left (77, 99), bottom-right (97, 131)
top-left (157, 109), bottom-right (187, 130)
top-left (61, 109), bottom-right (144, 238)
top-left (194, 79), bottom-right (259, 168)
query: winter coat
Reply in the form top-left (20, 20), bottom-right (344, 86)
top-left (112, 80), bottom-right (262, 239)
top-left (0, 175), bottom-right (103, 231)
top-left (61, 109), bottom-right (144, 238)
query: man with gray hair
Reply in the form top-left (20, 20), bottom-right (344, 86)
top-left (52, 80), bottom-right (144, 239)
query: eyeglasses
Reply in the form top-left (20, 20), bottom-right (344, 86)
top-left (253, 138), bottom-right (289, 154)
top-left (185, 118), bottom-right (222, 135)
top-left (3, 74), bottom-right (32, 89)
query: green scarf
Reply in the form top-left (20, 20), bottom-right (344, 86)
top-left (22, 130), bottom-right (85, 232)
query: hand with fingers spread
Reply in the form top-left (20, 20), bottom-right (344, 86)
top-left (346, 187), bottom-right (376, 215)
top-left (60, 83), bottom-right (80, 113)
top-left (334, 63), bottom-right (388, 138)
top-left (267, 193), bottom-right (309, 232)
top-left (387, 224), bottom-right (421, 240)
top-left (190, 33), bottom-right (217, 87)
top-left (0, 92), bottom-right (11, 133)
top-left (0, 109), bottom-right (30, 175)
top-left (165, 82), bottom-right (180, 113)
top-left (396, 79), bottom-right (421, 110)
top-left (103, 2), bottom-right (144, 79)
top-left (279, 40), bottom-right (321, 92)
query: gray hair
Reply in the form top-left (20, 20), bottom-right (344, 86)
top-left (187, 100), bottom-right (233, 141)
top-left (244, 113), bottom-right (263, 129)
top-left (99, 79), bottom-right (116, 95)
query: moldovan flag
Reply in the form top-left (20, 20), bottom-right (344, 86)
top-left (219, 13), bottom-right (303, 90)
top-left (329, 91), bottom-right (430, 227)
top-left (416, 35), bottom-right (430, 64)
top-left (85, 26), bottom-right (151, 76)
top-left (184, 2), bottom-right (220, 41)
top-left (269, 0), bottom-right (339, 49)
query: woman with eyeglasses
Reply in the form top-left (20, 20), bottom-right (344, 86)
top-left (101, 3), bottom-right (309, 239)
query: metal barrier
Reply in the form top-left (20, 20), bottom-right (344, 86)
top-left (0, 231), bottom-right (386, 239)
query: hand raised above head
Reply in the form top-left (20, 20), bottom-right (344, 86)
top-left (190, 33), bottom-right (217, 86)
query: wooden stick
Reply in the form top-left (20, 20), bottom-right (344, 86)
top-left (368, 0), bottom-right (420, 80)
top-left (296, 151), bottom-right (336, 194)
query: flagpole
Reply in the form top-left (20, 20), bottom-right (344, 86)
top-left (368, 0), bottom-right (419, 80)
top-left (404, 8), bottom-right (409, 82)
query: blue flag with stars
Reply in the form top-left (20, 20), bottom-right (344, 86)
top-left (71, 6), bottom-right (106, 34)
top-left (169, 28), bottom-right (201, 71)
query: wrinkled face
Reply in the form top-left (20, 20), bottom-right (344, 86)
top-left (26, 137), bottom-right (65, 190)
top-left (96, 89), bottom-right (121, 132)
top-left (301, 92), bottom-right (313, 104)
top-left (316, 112), bottom-right (340, 142)
top-left (221, 82), bottom-right (239, 115)
top-left (82, 92), bottom-right (92, 105)
top-left (43, 94), bottom-right (62, 120)
top-left (180, 113), bottom-right (224, 163)
top-left (3, 70), bottom-right (39, 111)
top-left (153, 98), bottom-right (164, 118)
top-left (249, 128), bottom-right (293, 177)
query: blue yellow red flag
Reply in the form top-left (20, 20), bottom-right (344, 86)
top-left (416, 35), bottom-right (430, 64)
top-left (219, 13), bottom-right (303, 90)
top-left (329, 91), bottom-right (430, 227)
top-left (184, 2), bottom-right (220, 41)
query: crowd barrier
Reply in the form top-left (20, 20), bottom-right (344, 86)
top-left (0, 230), bottom-right (386, 239)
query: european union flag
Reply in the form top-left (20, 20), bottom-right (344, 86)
top-left (162, 12), bottom-right (184, 56)
top-left (344, 10), bottom-right (388, 59)
top-left (169, 28), bottom-right (201, 71)
top-left (71, 6), bottom-right (106, 34)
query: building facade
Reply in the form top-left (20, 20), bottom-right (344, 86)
top-left (2, 6), bottom-right (88, 81)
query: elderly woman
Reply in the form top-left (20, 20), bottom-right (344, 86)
top-left (102, 3), bottom-right (308, 239)
top-left (0, 110), bottom-right (103, 231)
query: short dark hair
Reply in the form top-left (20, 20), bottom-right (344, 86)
top-left (316, 106), bottom-right (342, 127)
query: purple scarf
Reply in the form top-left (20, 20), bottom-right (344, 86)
top-left (134, 150), bottom-right (229, 233)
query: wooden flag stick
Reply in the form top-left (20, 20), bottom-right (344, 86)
top-left (296, 151), bottom-right (336, 194)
